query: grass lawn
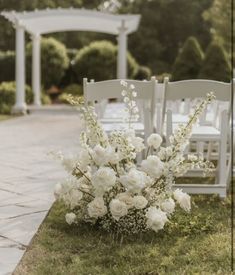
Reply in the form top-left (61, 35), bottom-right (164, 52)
top-left (14, 193), bottom-right (232, 275)
top-left (0, 114), bottom-right (12, 121)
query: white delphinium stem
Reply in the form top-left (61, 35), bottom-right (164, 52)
top-left (65, 95), bottom-right (108, 147)
top-left (120, 80), bottom-right (139, 128)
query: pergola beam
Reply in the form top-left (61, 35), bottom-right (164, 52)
top-left (1, 9), bottom-right (140, 114)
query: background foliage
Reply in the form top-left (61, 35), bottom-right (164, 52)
top-left (0, 0), bottom-right (231, 75)
top-left (0, 0), bottom-right (231, 112)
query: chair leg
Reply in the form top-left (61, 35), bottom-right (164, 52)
top-left (218, 110), bottom-right (229, 188)
top-left (166, 109), bottom-right (172, 146)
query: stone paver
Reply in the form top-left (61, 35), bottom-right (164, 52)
top-left (0, 105), bottom-right (82, 275)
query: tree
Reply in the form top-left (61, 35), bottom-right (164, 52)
top-left (203, 0), bottom-right (231, 53)
top-left (172, 36), bottom-right (204, 81)
top-left (118, 0), bottom-right (213, 74)
top-left (199, 42), bottom-right (231, 82)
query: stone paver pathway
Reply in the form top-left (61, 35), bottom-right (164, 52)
top-left (0, 106), bottom-right (82, 275)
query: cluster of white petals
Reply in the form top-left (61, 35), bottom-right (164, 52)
top-left (87, 197), bottom-right (107, 218)
top-left (110, 199), bottom-right (128, 221)
top-left (173, 189), bottom-right (191, 212)
top-left (141, 155), bottom-right (164, 179)
top-left (145, 207), bottom-right (168, 232)
top-left (54, 89), bottom-right (215, 235)
top-left (91, 167), bottom-right (116, 196)
top-left (119, 169), bottom-right (148, 194)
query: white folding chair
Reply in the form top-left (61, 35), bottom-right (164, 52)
top-left (83, 77), bottom-right (157, 141)
top-left (162, 77), bottom-right (231, 198)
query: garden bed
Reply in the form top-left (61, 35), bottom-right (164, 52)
top-left (0, 114), bottom-right (12, 121)
top-left (14, 194), bottom-right (231, 275)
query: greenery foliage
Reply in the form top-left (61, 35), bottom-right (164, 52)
top-left (73, 40), bottom-right (139, 82)
top-left (134, 65), bottom-right (152, 80)
top-left (60, 49), bottom-right (79, 87)
top-left (26, 37), bottom-right (69, 88)
top-left (0, 51), bottom-right (15, 83)
top-left (14, 193), bottom-right (231, 274)
top-left (0, 82), bottom-right (33, 114)
top-left (58, 84), bottom-right (83, 103)
top-left (0, 81), bottom-right (51, 114)
top-left (119, 0), bottom-right (213, 73)
top-left (203, 0), bottom-right (231, 52)
top-left (199, 42), bottom-right (231, 82)
top-left (172, 36), bottom-right (204, 81)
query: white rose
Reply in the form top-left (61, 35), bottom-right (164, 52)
top-left (65, 212), bottom-right (76, 225)
top-left (130, 136), bottom-right (145, 152)
top-left (109, 199), bottom-right (128, 221)
top-left (106, 146), bottom-right (120, 165)
top-left (116, 192), bottom-right (134, 209)
top-left (92, 145), bottom-right (109, 166)
top-left (119, 169), bottom-right (148, 194)
top-left (161, 198), bottom-right (175, 215)
top-left (147, 134), bottom-right (162, 149)
top-left (141, 155), bottom-right (164, 179)
top-left (91, 167), bottom-right (116, 196)
top-left (133, 195), bottom-right (148, 209)
top-left (173, 189), bottom-right (184, 201)
top-left (87, 197), bottom-right (107, 218)
top-left (173, 189), bottom-right (191, 212)
top-left (145, 207), bottom-right (168, 232)
top-left (54, 183), bottom-right (62, 199)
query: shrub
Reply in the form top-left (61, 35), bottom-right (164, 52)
top-left (60, 49), bottom-right (79, 87)
top-left (58, 84), bottom-right (83, 104)
top-left (26, 38), bottom-right (69, 88)
top-left (41, 92), bottom-right (51, 105)
top-left (0, 51), bottom-right (15, 83)
top-left (0, 82), bottom-right (33, 114)
top-left (134, 65), bottom-right (152, 80)
top-left (199, 42), bottom-right (231, 82)
top-left (73, 40), bottom-right (139, 83)
top-left (172, 36), bottom-right (204, 81)
top-left (156, 73), bottom-right (172, 83)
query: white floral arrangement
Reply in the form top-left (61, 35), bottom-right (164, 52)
top-left (53, 81), bottom-right (215, 235)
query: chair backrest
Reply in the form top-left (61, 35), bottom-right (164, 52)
top-left (84, 77), bottom-right (157, 102)
top-left (161, 77), bottom-right (231, 132)
top-left (83, 77), bottom-right (157, 137)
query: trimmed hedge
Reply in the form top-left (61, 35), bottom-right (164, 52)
top-left (0, 82), bottom-right (51, 114)
top-left (134, 65), bottom-right (152, 80)
top-left (58, 84), bottom-right (83, 104)
top-left (73, 40), bottom-right (139, 82)
top-left (199, 42), bottom-right (231, 82)
top-left (172, 36), bottom-right (204, 81)
top-left (0, 51), bottom-right (15, 83)
top-left (0, 82), bottom-right (33, 114)
top-left (26, 38), bottom-right (69, 88)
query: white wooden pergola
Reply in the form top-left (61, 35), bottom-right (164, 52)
top-left (1, 8), bottom-right (140, 114)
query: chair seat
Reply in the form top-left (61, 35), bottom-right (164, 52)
top-left (102, 122), bottom-right (145, 133)
top-left (100, 103), bottom-right (137, 123)
top-left (171, 123), bottom-right (221, 141)
top-left (172, 112), bottom-right (214, 125)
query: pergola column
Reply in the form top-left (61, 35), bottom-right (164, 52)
top-left (12, 23), bottom-right (27, 114)
top-left (117, 20), bottom-right (127, 79)
top-left (32, 34), bottom-right (41, 106)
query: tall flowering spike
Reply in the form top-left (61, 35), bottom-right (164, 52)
top-left (120, 80), bottom-right (140, 128)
